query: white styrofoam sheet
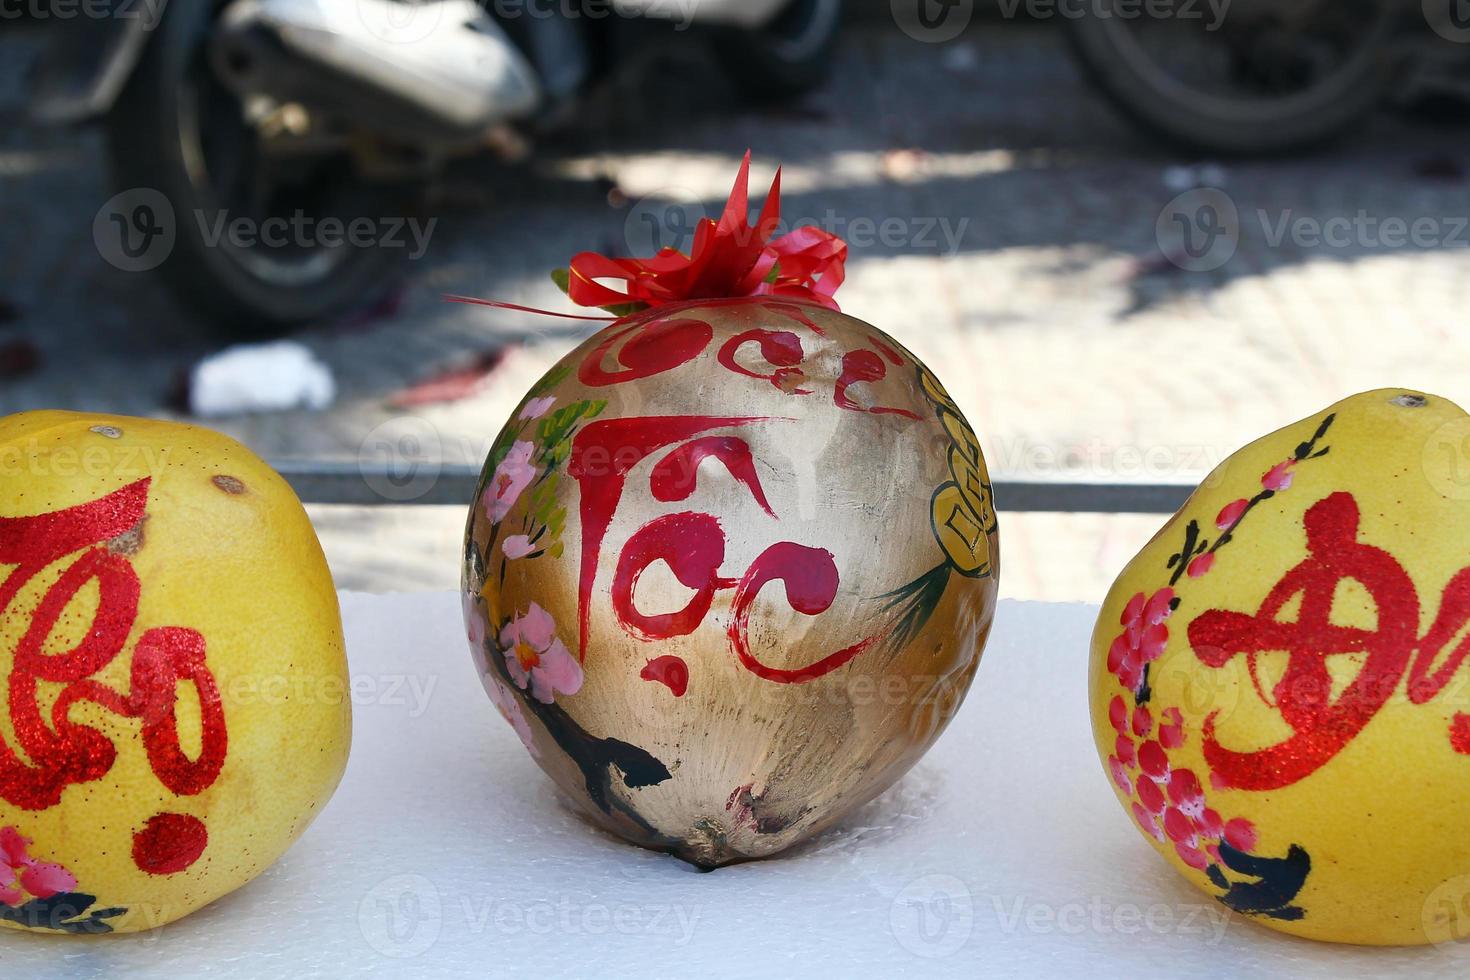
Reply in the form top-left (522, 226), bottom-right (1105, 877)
top-left (1, 595), bottom-right (1457, 978)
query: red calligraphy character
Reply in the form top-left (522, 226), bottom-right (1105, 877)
top-left (0, 479), bottom-right (225, 874)
top-left (717, 329), bottom-right (811, 394)
top-left (1187, 492), bottom-right (1419, 789)
top-left (578, 315), bottom-right (713, 387)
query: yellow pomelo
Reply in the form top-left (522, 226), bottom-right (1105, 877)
top-left (0, 411), bottom-right (349, 935)
top-left (1091, 389), bottom-right (1470, 946)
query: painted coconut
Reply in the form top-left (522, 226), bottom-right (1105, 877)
top-left (0, 412), bottom-right (350, 934)
top-left (461, 155), bottom-right (999, 867)
top-left (1091, 389), bottom-right (1470, 945)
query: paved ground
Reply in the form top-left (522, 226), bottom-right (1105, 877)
top-left (2, 19), bottom-right (1469, 599)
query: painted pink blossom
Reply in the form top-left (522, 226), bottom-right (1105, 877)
top-left (1133, 803), bottom-right (1165, 841)
top-left (1108, 695), bottom-right (1129, 735)
top-left (482, 440), bottom-right (537, 523)
top-left (1107, 635), bottom-right (1144, 691)
top-left (1, 827), bottom-right (77, 907)
top-left (1175, 842), bottom-right (1210, 870)
top-left (1224, 818), bottom-right (1258, 852)
top-left (1159, 706), bottom-right (1186, 749)
top-left (519, 396), bottom-right (557, 421)
top-left (1107, 588), bottom-right (1175, 693)
top-left (502, 535), bottom-right (536, 560)
top-left (1216, 498), bottom-right (1249, 529)
top-left (1131, 706), bottom-right (1152, 738)
top-left (484, 673), bottom-right (539, 758)
top-left (1115, 734), bottom-right (1137, 767)
top-left (463, 593), bottom-right (487, 652)
top-left (499, 603), bottom-right (583, 704)
top-left (1136, 775), bottom-right (1166, 815)
top-left (1187, 552), bottom-right (1215, 578)
top-left (1261, 460), bottom-right (1295, 492)
top-left (1163, 806), bottom-right (1195, 846)
top-left (1168, 769), bottom-right (1206, 819)
top-left (1109, 756), bottom-right (1132, 794)
top-left (1138, 740), bottom-right (1170, 780)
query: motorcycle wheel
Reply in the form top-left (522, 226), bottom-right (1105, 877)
top-left (714, 0), bottom-right (843, 102)
top-left (1065, 0), bottom-right (1400, 156)
top-left (106, 0), bottom-right (415, 335)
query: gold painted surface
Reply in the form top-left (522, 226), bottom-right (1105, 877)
top-left (463, 298), bottom-right (999, 867)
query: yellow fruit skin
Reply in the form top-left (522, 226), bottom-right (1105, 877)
top-left (1091, 389), bottom-right (1470, 946)
top-left (0, 412), bottom-right (350, 935)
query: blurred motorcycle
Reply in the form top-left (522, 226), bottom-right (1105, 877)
top-left (29, 0), bottom-right (842, 332)
top-left (1066, 0), bottom-right (1470, 156)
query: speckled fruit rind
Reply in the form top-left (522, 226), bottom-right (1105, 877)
top-left (0, 411), bottom-right (350, 935)
top-left (1090, 388), bottom-right (1470, 946)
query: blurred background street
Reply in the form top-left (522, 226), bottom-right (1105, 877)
top-left (3, 6), bottom-right (1469, 597)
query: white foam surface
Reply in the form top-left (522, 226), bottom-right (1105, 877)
top-left (0, 595), bottom-right (1454, 977)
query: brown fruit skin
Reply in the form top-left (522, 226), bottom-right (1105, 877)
top-left (463, 298), bottom-right (998, 867)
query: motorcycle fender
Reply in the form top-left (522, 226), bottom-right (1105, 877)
top-left (30, 0), bottom-right (168, 123)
